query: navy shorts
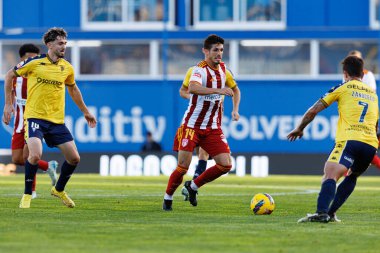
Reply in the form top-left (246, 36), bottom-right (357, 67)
top-left (25, 118), bottom-right (74, 148)
top-left (327, 140), bottom-right (377, 176)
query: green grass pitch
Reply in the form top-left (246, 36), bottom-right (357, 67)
top-left (1, 174), bottom-right (380, 253)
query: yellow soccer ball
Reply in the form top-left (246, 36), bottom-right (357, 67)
top-left (250, 193), bottom-right (275, 215)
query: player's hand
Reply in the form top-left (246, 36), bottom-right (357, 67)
top-left (2, 104), bottom-right (14, 125)
top-left (84, 112), bottom-right (97, 128)
top-left (218, 87), bottom-right (234, 97)
top-left (287, 128), bottom-right (303, 141)
top-left (231, 110), bottom-right (240, 121)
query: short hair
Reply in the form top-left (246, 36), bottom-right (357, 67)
top-left (19, 44), bottom-right (40, 58)
top-left (43, 27), bottom-right (67, 44)
top-left (203, 34), bottom-right (224, 50)
top-left (348, 50), bottom-right (363, 59)
top-left (341, 56), bottom-right (364, 78)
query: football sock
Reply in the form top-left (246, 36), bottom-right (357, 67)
top-left (316, 179), bottom-right (336, 213)
top-left (193, 164), bottom-right (231, 188)
top-left (193, 160), bottom-right (207, 180)
top-left (24, 160), bottom-right (38, 194)
top-left (55, 161), bottom-right (77, 192)
top-left (164, 193), bottom-right (173, 200)
top-left (37, 160), bottom-right (48, 171)
top-left (328, 174), bottom-right (357, 215)
top-left (190, 180), bottom-right (199, 191)
top-left (165, 166), bottom-right (187, 195)
top-left (32, 175), bottom-right (37, 192)
top-left (371, 155), bottom-right (380, 169)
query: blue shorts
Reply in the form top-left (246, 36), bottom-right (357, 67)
top-left (327, 140), bottom-right (377, 176)
top-left (25, 118), bottom-right (74, 148)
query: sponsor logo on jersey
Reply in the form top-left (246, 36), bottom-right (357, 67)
top-left (15, 98), bottom-right (27, 106)
top-left (192, 70), bottom-right (202, 79)
top-left (36, 77), bottom-right (62, 85)
top-left (204, 94), bottom-right (222, 102)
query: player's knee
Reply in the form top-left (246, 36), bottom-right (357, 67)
top-left (28, 154), bottom-right (41, 164)
top-left (68, 155), bottom-right (80, 165)
top-left (175, 164), bottom-right (188, 175)
top-left (216, 164), bottom-right (232, 173)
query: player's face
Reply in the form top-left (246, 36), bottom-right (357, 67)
top-left (49, 36), bottom-right (67, 58)
top-left (204, 43), bottom-right (224, 67)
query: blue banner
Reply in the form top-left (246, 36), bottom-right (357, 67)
top-left (0, 79), bottom-right (346, 153)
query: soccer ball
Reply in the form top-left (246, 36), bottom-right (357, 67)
top-left (250, 193), bottom-right (275, 215)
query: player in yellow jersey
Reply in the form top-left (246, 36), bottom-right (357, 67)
top-left (2, 27), bottom-right (97, 208)
top-left (288, 56), bottom-right (379, 223)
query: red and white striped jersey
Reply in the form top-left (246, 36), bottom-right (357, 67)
top-left (12, 76), bottom-right (27, 133)
top-left (181, 61), bottom-right (236, 130)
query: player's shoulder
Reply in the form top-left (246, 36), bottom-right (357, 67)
top-left (16, 54), bottom-right (45, 69)
top-left (196, 60), bottom-right (208, 68)
top-left (325, 81), bottom-right (347, 94)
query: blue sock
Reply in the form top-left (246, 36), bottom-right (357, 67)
top-left (55, 161), bottom-right (77, 192)
top-left (328, 174), bottom-right (357, 215)
top-left (193, 160), bottom-right (207, 180)
top-left (24, 160), bottom-right (38, 195)
top-left (316, 179), bottom-right (336, 213)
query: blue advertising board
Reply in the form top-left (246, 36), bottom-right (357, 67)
top-left (0, 79), bottom-right (345, 154)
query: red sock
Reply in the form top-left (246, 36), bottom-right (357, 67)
top-left (165, 166), bottom-right (187, 195)
top-left (32, 174), bottom-right (36, 192)
top-left (38, 160), bottom-right (48, 171)
top-left (371, 155), bottom-right (380, 169)
top-left (194, 164), bottom-right (231, 188)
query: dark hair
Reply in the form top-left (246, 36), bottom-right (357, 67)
top-left (19, 44), bottom-right (40, 58)
top-left (203, 34), bottom-right (224, 50)
top-left (341, 56), bottom-right (364, 78)
top-left (43, 27), bottom-right (67, 44)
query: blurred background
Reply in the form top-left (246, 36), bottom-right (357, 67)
top-left (0, 0), bottom-right (379, 176)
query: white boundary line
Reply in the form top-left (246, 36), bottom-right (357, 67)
top-left (0, 189), bottom-right (320, 198)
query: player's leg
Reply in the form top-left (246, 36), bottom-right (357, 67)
top-left (194, 147), bottom-right (209, 179)
top-left (298, 161), bottom-right (346, 223)
top-left (21, 145), bottom-right (37, 198)
top-left (298, 141), bottom-right (356, 223)
top-left (23, 144), bottom-right (58, 185)
top-left (42, 123), bottom-right (75, 207)
top-left (181, 147), bottom-right (210, 201)
top-left (19, 137), bottom-right (43, 208)
top-left (371, 154), bottom-right (380, 169)
top-left (183, 130), bottom-right (232, 207)
top-left (163, 150), bottom-right (193, 211)
top-left (51, 140), bottom-right (79, 208)
top-left (328, 143), bottom-right (376, 221)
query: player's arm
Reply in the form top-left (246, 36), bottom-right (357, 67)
top-left (287, 99), bottom-right (327, 141)
top-left (67, 84), bottom-right (97, 128)
top-left (179, 85), bottom-right (190, 99)
top-left (180, 67), bottom-right (193, 99)
top-left (231, 86), bottom-right (241, 121)
top-left (226, 69), bottom-right (240, 121)
top-left (188, 81), bottom-right (234, 96)
top-left (2, 69), bottom-right (17, 125)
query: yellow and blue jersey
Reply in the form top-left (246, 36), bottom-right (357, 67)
top-left (14, 54), bottom-right (75, 124)
top-left (321, 79), bottom-right (379, 148)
